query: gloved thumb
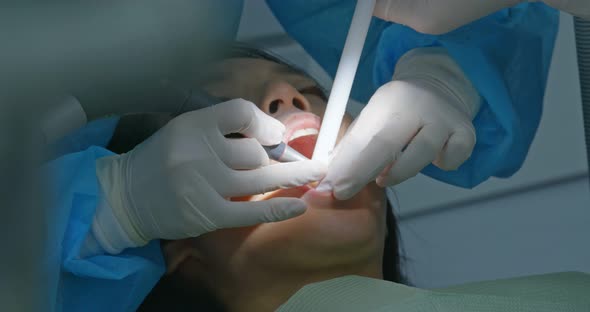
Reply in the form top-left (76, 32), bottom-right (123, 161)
top-left (213, 99), bottom-right (286, 146)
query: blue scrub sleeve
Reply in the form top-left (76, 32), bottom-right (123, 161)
top-left (46, 118), bottom-right (165, 312)
top-left (267, 1), bottom-right (558, 188)
top-left (47, 117), bottom-right (120, 160)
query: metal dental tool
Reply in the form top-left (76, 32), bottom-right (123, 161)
top-left (263, 143), bottom-right (309, 162)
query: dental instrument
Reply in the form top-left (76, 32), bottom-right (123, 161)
top-left (263, 143), bottom-right (309, 162)
top-left (312, 0), bottom-right (376, 164)
top-left (188, 88), bottom-right (309, 163)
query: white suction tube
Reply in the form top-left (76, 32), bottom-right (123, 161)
top-left (312, 0), bottom-right (376, 164)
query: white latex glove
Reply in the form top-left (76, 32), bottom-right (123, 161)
top-left (373, 0), bottom-right (589, 35)
top-left (317, 47), bottom-right (481, 200)
top-left (373, 0), bottom-right (522, 34)
top-left (93, 99), bottom-right (326, 254)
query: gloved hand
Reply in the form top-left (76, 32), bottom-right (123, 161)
top-left (373, 0), bottom-right (522, 34)
top-left (93, 99), bottom-right (326, 254)
top-left (373, 0), bottom-right (590, 35)
top-left (317, 47), bottom-right (481, 200)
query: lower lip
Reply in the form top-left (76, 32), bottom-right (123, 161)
top-left (270, 185), bottom-right (312, 199)
top-left (232, 184), bottom-right (333, 203)
top-left (302, 188), bottom-right (334, 204)
top-left (263, 185), bottom-right (334, 204)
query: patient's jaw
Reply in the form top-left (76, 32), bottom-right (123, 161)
top-left (164, 58), bottom-right (388, 312)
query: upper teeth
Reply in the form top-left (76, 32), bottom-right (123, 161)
top-left (288, 128), bottom-right (319, 142)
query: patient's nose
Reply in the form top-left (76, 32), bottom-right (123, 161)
top-left (261, 81), bottom-right (311, 116)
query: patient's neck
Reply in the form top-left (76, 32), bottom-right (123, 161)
top-left (220, 257), bottom-right (383, 312)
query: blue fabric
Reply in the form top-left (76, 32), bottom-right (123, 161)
top-left (267, 0), bottom-right (389, 104)
top-left (267, 1), bottom-right (559, 188)
top-left (47, 115), bottom-right (166, 312)
top-left (47, 147), bottom-right (165, 312)
top-left (48, 117), bottom-right (120, 160)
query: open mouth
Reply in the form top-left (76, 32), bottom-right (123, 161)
top-left (282, 112), bottom-right (321, 159)
top-left (233, 112), bottom-right (322, 202)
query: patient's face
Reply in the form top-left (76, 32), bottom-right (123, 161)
top-left (168, 58), bottom-right (387, 286)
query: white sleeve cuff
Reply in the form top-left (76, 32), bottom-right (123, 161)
top-left (393, 47), bottom-right (482, 119)
top-left (79, 229), bottom-right (106, 258)
top-left (90, 195), bottom-right (139, 255)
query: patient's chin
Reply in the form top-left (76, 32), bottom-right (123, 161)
top-left (224, 182), bottom-right (386, 274)
top-left (238, 184), bottom-right (387, 271)
top-left (310, 191), bottom-right (385, 259)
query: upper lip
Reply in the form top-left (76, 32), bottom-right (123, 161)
top-left (280, 112), bottom-right (321, 143)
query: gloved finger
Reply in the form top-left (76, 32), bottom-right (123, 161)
top-left (218, 160), bottom-right (327, 197)
top-left (214, 133), bottom-right (270, 169)
top-left (178, 172), bottom-right (305, 235)
top-left (327, 116), bottom-right (360, 164)
top-left (374, 0), bottom-right (520, 35)
top-left (213, 99), bottom-right (285, 146)
top-left (326, 135), bottom-right (395, 200)
top-left (220, 197), bottom-right (307, 227)
top-left (325, 115), bottom-right (421, 200)
top-left (377, 125), bottom-right (448, 187)
top-left (433, 127), bottom-right (476, 171)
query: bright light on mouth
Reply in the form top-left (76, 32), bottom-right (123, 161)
top-left (288, 128), bottom-right (319, 142)
top-left (280, 112), bottom-right (321, 159)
